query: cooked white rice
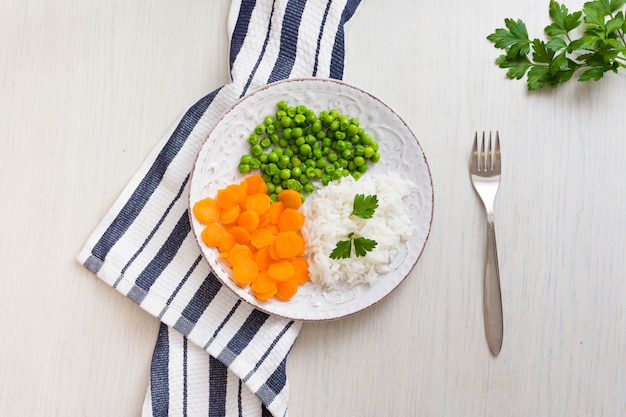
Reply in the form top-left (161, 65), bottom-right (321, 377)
top-left (301, 172), bottom-right (415, 289)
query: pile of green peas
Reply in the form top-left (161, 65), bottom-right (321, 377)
top-left (238, 101), bottom-right (381, 201)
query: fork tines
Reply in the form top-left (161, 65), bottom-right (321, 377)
top-left (473, 131), bottom-right (500, 172)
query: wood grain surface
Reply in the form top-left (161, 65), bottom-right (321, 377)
top-left (1, 0), bottom-right (625, 416)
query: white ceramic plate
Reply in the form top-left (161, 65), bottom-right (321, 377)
top-left (189, 78), bottom-right (433, 321)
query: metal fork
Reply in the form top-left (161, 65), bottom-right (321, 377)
top-left (470, 131), bottom-right (503, 356)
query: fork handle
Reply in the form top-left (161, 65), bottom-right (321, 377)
top-left (484, 219), bottom-right (503, 355)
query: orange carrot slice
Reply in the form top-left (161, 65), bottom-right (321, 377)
top-left (253, 246), bottom-right (272, 271)
top-left (267, 259), bottom-right (294, 282)
top-left (268, 201), bottom-right (285, 224)
top-left (229, 226), bottom-right (251, 245)
top-left (250, 227), bottom-right (273, 249)
top-left (216, 188), bottom-right (239, 210)
top-left (251, 272), bottom-right (276, 294)
top-left (245, 193), bottom-right (271, 215)
top-left (277, 189), bottom-right (302, 209)
top-left (242, 174), bottom-right (268, 195)
top-left (218, 233), bottom-right (236, 254)
top-left (201, 223), bottom-right (227, 247)
top-left (277, 208), bottom-right (305, 232)
top-left (290, 258), bottom-right (309, 284)
top-left (232, 257), bottom-right (259, 287)
top-left (193, 197), bottom-right (220, 224)
top-left (274, 231), bottom-right (305, 259)
top-left (227, 244), bottom-right (254, 266)
top-left (237, 210), bottom-right (260, 232)
top-left (220, 204), bottom-right (240, 225)
top-left (276, 279), bottom-right (298, 301)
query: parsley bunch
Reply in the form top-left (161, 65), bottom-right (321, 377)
top-left (329, 194), bottom-right (379, 260)
top-left (487, 0), bottom-right (626, 90)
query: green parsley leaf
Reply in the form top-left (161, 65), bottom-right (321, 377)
top-left (487, 0), bottom-right (626, 90)
top-left (329, 238), bottom-right (352, 260)
top-left (353, 237), bottom-right (378, 257)
top-left (351, 194), bottom-right (379, 219)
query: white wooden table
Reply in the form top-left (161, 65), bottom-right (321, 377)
top-left (2, 0), bottom-right (625, 415)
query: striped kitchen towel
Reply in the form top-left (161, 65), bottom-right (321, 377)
top-left (76, 0), bottom-right (362, 416)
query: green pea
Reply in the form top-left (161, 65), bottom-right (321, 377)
top-left (291, 166), bottom-right (302, 178)
top-left (260, 137), bottom-right (271, 148)
top-left (303, 183), bottom-right (315, 194)
top-left (250, 159), bottom-right (261, 169)
top-left (291, 127), bottom-right (303, 138)
top-left (370, 152), bottom-right (381, 163)
top-left (255, 124), bottom-right (266, 135)
top-left (276, 100), bottom-right (288, 110)
top-left (294, 114), bottom-right (306, 125)
top-left (248, 134), bottom-right (259, 145)
top-left (280, 169), bottom-right (291, 180)
top-left (351, 171), bottom-right (362, 181)
top-left (364, 146), bottom-right (375, 159)
top-left (240, 154), bottom-right (253, 164)
top-left (299, 143), bottom-right (312, 156)
top-left (353, 156), bottom-right (365, 167)
top-left (251, 144), bottom-right (263, 156)
top-left (265, 115), bottom-right (276, 126)
top-left (238, 164), bottom-right (250, 173)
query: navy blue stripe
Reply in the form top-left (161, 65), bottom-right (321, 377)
top-left (134, 211), bottom-right (191, 293)
top-left (179, 272), bottom-right (222, 325)
top-left (150, 323), bottom-right (170, 417)
top-left (229, 0), bottom-right (256, 75)
top-left (208, 356), bottom-right (228, 417)
top-left (241, 0), bottom-right (277, 97)
top-left (183, 336), bottom-right (188, 417)
top-left (329, 0), bottom-right (362, 79)
top-left (264, 356), bottom-right (288, 400)
top-left (243, 321), bottom-right (295, 382)
top-left (90, 88), bottom-right (221, 263)
top-left (312, 0), bottom-right (332, 76)
top-left (266, 0), bottom-right (307, 83)
top-left (120, 174), bottom-right (190, 278)
top-left (238, 380), bottom-right (243, 417)
top-left (261, 404), bottom-right (272, 417)
top-left (225, 309), bottom-right (269, 355)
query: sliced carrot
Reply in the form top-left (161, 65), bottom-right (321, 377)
top-left (237, 210), bottom-right (260, 232)
top-left (277, 208), bottom-right (305, 232)
top-left (193, 197), bottom-right (220, 224)
top-left (290, 258), bottom-right (310, 284)
top-left (258, 212), bottom-right (271, 228)
top-left (220, 204), bottom-right (240, 225)
top-left (225, 183), bottom-right (247, 208)
top-left (267, 259), bottom-right (294, 282)
top-left (274, 231), bottom-right (305, 259)
top-left (268, 241), bottom-right (280, 261)
top-left (218, 233), bottom-right (236, 254)
top-left (276, 279), bottom-right (298, 301)
top-left (267, 201), bottom-right (285, 224)
top-left (251, 272), bottom-right (276, 294)
top-left (229, 226), bottom-right (251, 245)
top-left (242, 174), bottom-right (268, 195)
top-left (245, 193), bottom-right (271, 215)
top-left (227, 244), bottom-right (254, 266)
top-left (254, 287), bottom-right (278, 301)
top-left (277, 189), bottom-right (302, 209)
top-left (216, 188), bottom-right (239, 210)
top-left (250, 227), bottom-right (273, 249)
top-left (201, 223), bottom-right (227, 247)
top-left (232, 257), bottom-right (259, 287)
top-left (253, 246), bottom-right (272, 271)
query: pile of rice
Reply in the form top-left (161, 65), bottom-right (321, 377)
top-left (301, 172), bottom-right (415, 289)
